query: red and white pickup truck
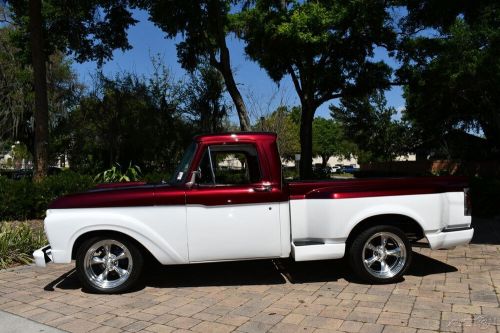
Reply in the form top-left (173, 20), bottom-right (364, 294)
top-left (34, 132), bottom-right (473, 293)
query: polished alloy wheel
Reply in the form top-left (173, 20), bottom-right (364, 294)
top-left (83, 239), bottom-right (133, 289)
top-left (362, 231), bottom-right (407, 279)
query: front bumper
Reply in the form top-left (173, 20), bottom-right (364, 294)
top-left (33, 245), bottom-right (52, 267)
top-left (426, 227), bottom-right (474, 250)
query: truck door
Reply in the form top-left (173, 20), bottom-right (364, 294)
top-left (185, 143), bottom-right (283, 262)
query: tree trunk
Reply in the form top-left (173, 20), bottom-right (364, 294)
top-left (299, 103), bottom-right (315, 179)
top-left (217, 38), bottom-right (251, 131)
top-left (321, 155), bottom-right (328, 168)
top-left (29, 0), bottom-right (49, 181)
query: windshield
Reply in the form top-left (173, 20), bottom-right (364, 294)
top-left (169, 142), bottom-right (197, 185)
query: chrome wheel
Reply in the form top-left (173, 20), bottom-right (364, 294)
top-left (362, 231), bottom-right (407, 279)
top-left (83, 239), bottom-right (133, 289)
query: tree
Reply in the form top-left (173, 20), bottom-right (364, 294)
top-left (136, 0), bottom-right (252, 131)
top-left (6, 0), bottom-right (138, 179)
top-left (237, 0), bottom-right (394, 178)
top-left (0, 26), bottom-right (33, 143)
top-left (184, 65), bottom-right (230, 133)
top-left (56, 69), bottom-right (191, 173)
top-left (312, 117), bottom-right (354, 167)
top-left (398, 0), bottom-right (500, 158)
top-left (330, 91), bottom-right (415, 163)
top-left (257, 106), bottom-right (300, 160)
top-left (0, 26), bottom-right (81, 161)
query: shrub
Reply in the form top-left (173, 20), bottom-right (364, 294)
top-left (0, 222), bottom-right (47, 269)
top-left (0, 171), bottom-right (94, 220)
top-left (94, 163), bottom-right (142, 183)
top-left (142, 171), bottom-right (171, 183)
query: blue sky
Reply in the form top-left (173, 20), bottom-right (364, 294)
top-left (73, 9), bottom-right (405, 124)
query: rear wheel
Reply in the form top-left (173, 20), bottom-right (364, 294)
top-left (76, 236), bottom-right (143, 293)
top-left (348, 225), bottom-right (412, 283)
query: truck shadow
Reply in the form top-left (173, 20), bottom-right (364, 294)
top-left (44, 251), bottom-right (456, 293)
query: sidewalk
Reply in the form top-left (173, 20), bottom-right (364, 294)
top-left (0, 310), bottom-right (65, 333)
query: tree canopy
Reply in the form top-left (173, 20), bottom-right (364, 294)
top-left (136, 0), bottom-right (252, 131)
top-left (398, 0), bottom-right (500, 157)
top-left (312, 117), bottom-right (354, 167)
top-left (236, 0), bottom-right (395, 178)
top-left (330, 91), bottom-right (415, 163)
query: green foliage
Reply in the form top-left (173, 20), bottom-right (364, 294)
top-left (54, 67), bottom-right (193, 174)
top-left (257, 106), bottom-right (300, 160)
top-left (237, 1), bottom-right (394, 91)
top-left (236, 0), bottom-right (395, 178)
top-left (313, 117), bottom-right (355, 166)
top-left (138, 0), bottom-right (251, 130)
top-left (0, 171), bottom-right (94, 220)
top-left (6, 0), bottom-right (137, 66)
top-left (0, 26), bottom-right (82, 159)
top-left (142, 171), bottom-right (171, 183)
top-left (331, 91), bottom-right (416, 163)
top-left (0, 222), bottom-right (47, 269)
top-left (184, 65), bottom-right (229, 133)
top-left (94, 163), bottom-right (142, 183)
top-left (0, 27), bottom-right (34, 143)
top-left (399, 0), bottom-right (500, 157)
top-left (138, 0), bottom-right (230, 71)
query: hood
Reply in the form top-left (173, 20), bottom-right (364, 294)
top-left (48, 182), bottom-right (185, 209)
top-left (49, 183), bottom-right (156, 209)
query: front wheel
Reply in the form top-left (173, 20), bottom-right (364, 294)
top-left (76, 236), bottom-right (143, 293)
top-left (348, 225), bottom-right (412, 283)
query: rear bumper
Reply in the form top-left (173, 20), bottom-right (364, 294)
top-left (426, 227), bottom-right (474, 250)
top-left (33, 245), bottom-right (52, 267)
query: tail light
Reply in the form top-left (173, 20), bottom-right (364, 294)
top-left (464, 187), bottom-right (471, 216)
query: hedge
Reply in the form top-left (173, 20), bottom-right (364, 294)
top-left (0, 171), bottom-right (94, 220)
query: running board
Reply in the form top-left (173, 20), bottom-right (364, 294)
top-left (291, 242), bottom-right (345, 261)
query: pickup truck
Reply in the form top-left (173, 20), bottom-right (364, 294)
top-left (34, 132), bottom-right (473, 293)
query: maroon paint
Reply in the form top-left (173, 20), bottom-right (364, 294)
top-left (49, 187), bottom-right (156, 209)
top-left (287, 176), bottom-right (468, 200)
top-left (189, 132), bottom-right (281, 188)
top-left (185, 132), bottom-right (286, 206)
top-left (154, 185), bottom-right (186, 206)
top-left (186, 184), bottom-right (287, 206)
top-left (48, 133), bottom-right (468, 209)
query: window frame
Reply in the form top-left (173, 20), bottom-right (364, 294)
top-left (195, 143), bottom-right (263, 187)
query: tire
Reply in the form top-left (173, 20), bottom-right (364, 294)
top-left (76, 235), bottom-right (143, 293)
top-left (348, 225), bottom-right (412, 283)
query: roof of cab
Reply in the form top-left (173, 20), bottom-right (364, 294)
top-left (194, 132), bottom-right (277, 143)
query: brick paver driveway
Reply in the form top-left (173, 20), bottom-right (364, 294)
top-left (0, 218), bottom-right (499, 333)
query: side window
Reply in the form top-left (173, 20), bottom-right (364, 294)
top-left (197, 144), bottom-right (262, 185)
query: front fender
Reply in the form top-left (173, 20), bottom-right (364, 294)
top-left (44, 207), bottom-right (188, 265)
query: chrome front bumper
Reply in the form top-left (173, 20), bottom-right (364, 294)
top-left (33, 245), bottom-right (52, 267)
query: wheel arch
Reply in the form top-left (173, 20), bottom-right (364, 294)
top-left (71, 230), bottom-right (158, 263)
top-left (346, 214), bottom-right (425, 247)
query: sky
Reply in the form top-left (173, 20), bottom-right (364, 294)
top-left (72, 9), bottom-right (406, 124)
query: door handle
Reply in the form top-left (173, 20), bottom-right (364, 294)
top-left (253, 184), bottom-right (272, 192)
